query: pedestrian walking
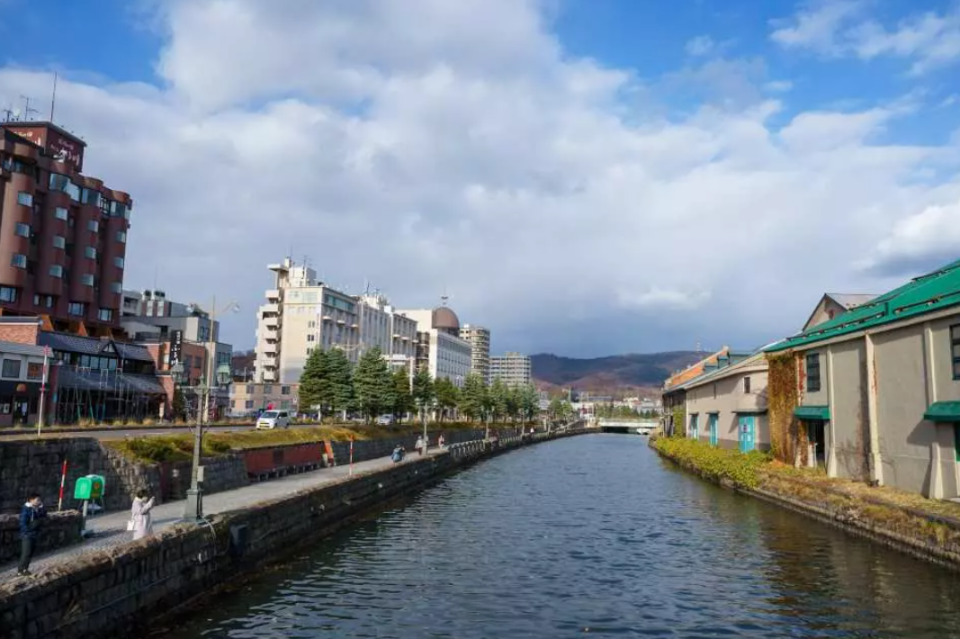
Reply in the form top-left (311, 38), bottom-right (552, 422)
top-left (129, 489), bottom-right (155, 541)
top-left (438, 433), bottom-right (446, 449)
top-left (18, 493), bottom-right (47, 576)
top-left (415, 435), bottom-right (425, 456)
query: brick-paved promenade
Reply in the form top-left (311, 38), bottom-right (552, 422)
top-left (1, 450), bottom-right (435, 582)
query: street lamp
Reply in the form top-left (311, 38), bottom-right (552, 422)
top-left (171, 360), bottom-right (233, 521)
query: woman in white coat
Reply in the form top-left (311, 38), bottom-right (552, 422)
top-left (130, 489), bottom-right (155, 540)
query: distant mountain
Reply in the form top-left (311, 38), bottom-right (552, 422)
top-left (531, 351), bottom-right (703, 394)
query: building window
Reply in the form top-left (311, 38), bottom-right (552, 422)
top-left (49, 265), bottom-right (63, 278)
top-left (87, 220), bottom-right (99, 233)
top-left (26, 362), bottom-right (43, 380)
top-left (54, 207), bottom-right (68, 221)
top-left (245, 400), bottom-right (254, 409)
top-left (82, 188), bottom-right (101, 207)
top-left (81, 274), bottom-right (95, 287)
top-left (952, 324), bottom-right (960, 380)
top-left (14, 223), bottom-right (30, 238)
top-left (263, 385), bottom-right (273, 394)
top-left (744, 376), bottom-right (752, 394)
top-left (98, 308), bottom-right (113, 322)
top-left (281, 386), bottom-right (291, 395)
top-left (806, 353), bottom-right (822, 393)
top-left (10, 254), bottom-right (26, 269)
top-left (116, 231), bottom-right (126, 243)
top-left (308, 320), bottom-right (316, 328)
top-left (0, 287), bottom-right (17, 302)
top-left (114, 256), bottom-right (124, 269)
top-left (2, 359), bottom-right (21, 378)
top-left (68, 302), bottom-right (85, 316)
top-left (33, 294), bottom-right (53, 308)
top-left (17, 192), bottom-right (32, 207)
top-left (306, 334), bottom-right (316, 342)
top-left (84, 246), bottom-right (97, 260)
top-left (53, 235), bottom-right (66, 249)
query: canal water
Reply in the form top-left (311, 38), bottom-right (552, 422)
top-left (161, 435), bottom-right (960, 638)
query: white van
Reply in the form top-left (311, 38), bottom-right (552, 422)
top-left (256, 410), bottom-right (291, 430)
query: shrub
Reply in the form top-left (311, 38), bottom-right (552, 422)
top-left (654, 436), bottom-right (771, 489)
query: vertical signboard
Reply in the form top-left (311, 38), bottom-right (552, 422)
top-left (169, 329), bottom-right (183, 367)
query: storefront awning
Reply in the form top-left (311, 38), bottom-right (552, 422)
top-left (923, 401), bottom-right (960, 424)
top-left (794, 405), bottom-right (830, 421)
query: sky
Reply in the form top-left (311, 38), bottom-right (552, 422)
top-left (1, 0), bottom-right (959, 357)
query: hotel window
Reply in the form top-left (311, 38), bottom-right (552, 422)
top-left (14, 223), bottom-right (30, 238)
top-left (110, 282), bottom-right (122, 294)
top-left (281, 386), bottom-right (291, 395)
top-left (68, 302), bottom-right (85, 316)
top-left (114, 256), bottom-right (125, 269)
top-left (87, 219), bottom-right (99, 233)
top-left (49, 265), bottom-right (63, 278)
top-left (0, 287), bottom-right (17, 302)
top-left (81, 274), bottom-right (95, 287)
top-left (263, 385), bottom-right (273, 394)
top-left (2, 359), bottom-right (21, 378)
top-left (52, 235), bottom-right (65, 249)
top-left (116, 231), bottom-right (126, 244)
top-left (98, 308), bottom-right (113, 322)
top-left (952, 324), bottom-right (960, 380)
top-left (54, 207), bottom-right (68, 221)
top-left (33, 294), bottom-right (53, 308)
top-left (17, 192), bottom-right (32, 207)
top-left (10, 254), bottom-right (26, 269)
top-left (743, 376), bottom-right (752, 394)
top-left (806, 353), bottom-right (822, 393)
top-left (85, 246), bottom-right (97, 260)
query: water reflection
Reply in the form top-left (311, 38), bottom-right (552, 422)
top-left (161, 435), bottom-right (960, 639)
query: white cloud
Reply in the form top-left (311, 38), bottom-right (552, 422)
top-left (771, 1), bottom-right (960, 73)
top-left (686, 36), bottom-right (715, 57)
top-left (858, 198), bottom-right (960, 275)
top-left (2, 0), bottom-right (959, 356)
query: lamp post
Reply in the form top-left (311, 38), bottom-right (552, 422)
top-left (171, 360), bottom-right (233, 521)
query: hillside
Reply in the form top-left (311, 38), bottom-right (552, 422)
top-left (531, 351), bottom-right (703, 395)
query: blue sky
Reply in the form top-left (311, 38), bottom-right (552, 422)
top-left (1, 0), bottom-right (959, 356)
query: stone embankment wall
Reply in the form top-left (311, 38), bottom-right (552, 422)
top-left (652, 438), bottom-right (960, 571)
top-left (0, 426), bottom-right (587, 639)
top-left (0, 513), bottom-right (82, 563)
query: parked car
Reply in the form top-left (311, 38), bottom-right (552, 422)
top-left (376, 414), bottom-right (395, 426)
top-left (256, 410), bottom-right (291, 430)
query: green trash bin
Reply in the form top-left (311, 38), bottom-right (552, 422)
top-left (74, 474), bottom-right (105, 500)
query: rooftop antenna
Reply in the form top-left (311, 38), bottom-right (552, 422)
top-left (1, 105), bottom-right (12, 122)
top-left (49, 72), bottom-right (58, 122)
top-left (19, 95), bottom-right (38, 121)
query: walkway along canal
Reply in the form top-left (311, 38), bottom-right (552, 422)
top-left (160, 434), bottom-right (960, 639)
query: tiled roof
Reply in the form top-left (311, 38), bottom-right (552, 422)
top-left (678, 351), bottom-right (768, 391)
top-left (38, 332), bottom-right (155, 362)
top-left (768, 258), bottom-right (960, 352)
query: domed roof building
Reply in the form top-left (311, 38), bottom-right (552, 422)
top-left (432, 306), bottom-right (460, 336)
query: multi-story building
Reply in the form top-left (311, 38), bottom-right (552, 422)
top-left (229, 381), bottom-right (298, 417)
top-left (398, 305), bottom-right (471, 387)
top-left (121, 289), bottom-right (192, 318)
top-left (0, 121), bottom-right (131, 335)
top-left (460, 324), bottom-right (490, 381)
top-left (489, 352), bottom-right (532, 387)
top-left (356, 293), bottom-right (418, 371)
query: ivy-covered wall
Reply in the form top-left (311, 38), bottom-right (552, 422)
top-left (766, 351), bottom-right (804, 464)
top-left (672, 406), bottom-right (687, 438)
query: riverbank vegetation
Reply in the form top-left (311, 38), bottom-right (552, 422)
top-left (654, 436), bottom-right (960, 562)
top-left (106, 422), bottom-right (509, 464)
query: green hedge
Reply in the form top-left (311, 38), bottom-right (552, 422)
top-left (654, 436), bottom-right (771, 489)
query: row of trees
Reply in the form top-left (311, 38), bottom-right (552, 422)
top-left (298, 346), bottom-right (542, 424)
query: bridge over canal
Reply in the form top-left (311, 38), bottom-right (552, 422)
top-left (597, 418), bottom-right (659, 435)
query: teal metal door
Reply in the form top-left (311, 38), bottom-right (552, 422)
top-left (708, 414), bottom-right (718, 446)
top-left (739, 416), bottom-right (755, 453)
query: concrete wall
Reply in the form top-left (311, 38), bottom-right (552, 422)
top-left (828, 340), bottom-right (868, 481)
top-left (0, 427), bottom-right (587, 639)
top-left (684, 364), bottom-right (770, 451)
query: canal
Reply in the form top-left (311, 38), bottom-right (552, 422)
top-left (161, 434), bottom-right (960, 638)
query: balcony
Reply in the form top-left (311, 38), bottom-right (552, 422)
top-left (261, 370), bottom-right (277, 382)
top-left (263, 315), bottom-right (279, 329)
top-left (266, 289), bottom-right (281, 302)
top-left (262, 303), bottom-right (280, 315)
top-left (263, 343), bottom-right (278, 356)
top-left (261, 325), bottom-right (278, 340)
top-left (322, 315), bottom-right (333, 322)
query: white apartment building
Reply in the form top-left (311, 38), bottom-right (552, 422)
top-left (460, 324), bottom-right (491, 382)
top-left (490, 352), bottom-right (532, 387)
top-left (398, 305), bottom-right (471, 387)
top-left (254, 259), bottom-right (422, 384)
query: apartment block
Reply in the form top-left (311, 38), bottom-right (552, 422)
top-left (460, 324), bottom-right (490, 382)
top-left (0, 121), bottom-right (132, 334)
top-left (357, 293), bottom-right (418, 370)
top-left (490, 352), bottom-right (532, 387)
top-left (399, 306), bottom-right (471, 386)
top-left (229, 381), bottom-right (298, 417)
